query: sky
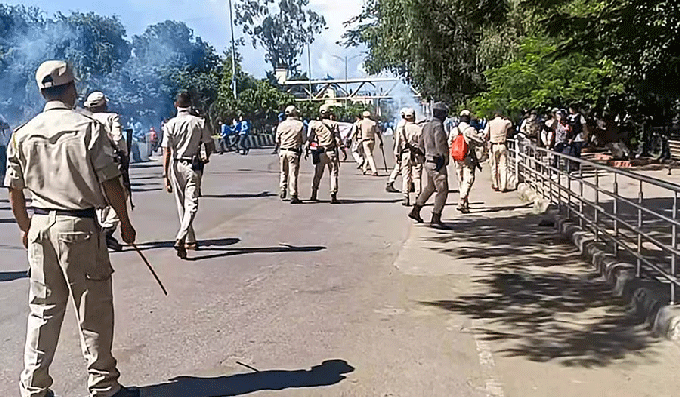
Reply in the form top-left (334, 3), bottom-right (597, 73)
top-left (3, 0), bottom-right (368, 79)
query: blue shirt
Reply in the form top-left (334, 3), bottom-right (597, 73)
top-left (239, 120), bottom-right (250, 136)
top-left (221, 124), bottom-right (232, 137)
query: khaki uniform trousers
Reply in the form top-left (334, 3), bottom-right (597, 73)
top-left (21, 212), bottom-right (120, 397)
top-left (171, 161), bottom-right (199, 243)
top-left (361, 140), bottom-right (378, 174)
top-left (455, 159), bottom-right (476, 206)
top-left (490, 143), bottom-right (508, 191)
top-left (401, 152), bottom-right (422, 200)
top-left (388, 160), bottom-right (401, 184)
top-left (312, 150), bottom-right (340, 194)
top-left (279, 149), bottom-right (301, 197)
top-left (416, 162), bottom-right (449, 215)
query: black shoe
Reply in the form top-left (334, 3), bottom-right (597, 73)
top-left (430, 213), bottom-right (449, 230)
top-left (330, 194), bottom-right (340, 204)
top-left (112, 386), bottom-right (141, 397)
top-left (174, 240), bottom-right (187, 260)
top-left (408, 205), bottom-right (424, 223)
top-left (290, 196), bottom-right (303, 204)
top-left (105, 230), bottom-right (123, 252)
top-left (385, 183), bottom-right (399, 193)
top-left (280, 190), bottom-right (287, 200)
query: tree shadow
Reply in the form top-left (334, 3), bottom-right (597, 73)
top-left (201, 192), bottom-right (276, 199)
top-left (141, 359), bottom-right (354, 397)
top-left (0, 218), bottom-right (16, 224)
top-left (186, 244), bottom-right (326, 262)
top-left (0, 270), bottom-right (28, 282)
top-left (131, 163), bottom-right (162, 169)
top-left (419, 212), bottom-right (660, 367)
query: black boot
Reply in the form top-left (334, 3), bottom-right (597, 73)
top-left (385, 182), bottom-right (399, 193)
top-left (330, 193), bottom-right (340, 204)
top-left (290, 196), bottom-right (302, 204)
top-left (430, 212), bottom-right (448, 229)
top-left (309, 189), bottom-right (318, 202)
top-left (105, 228), bottom-right (122, 252)
top-left (408, 204), bottom-right (424, 223)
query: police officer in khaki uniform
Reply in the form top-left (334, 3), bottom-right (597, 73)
top-left (386, 108), bottom-right (408, 193)
top-left (276, 105), bottom-right (305, 204)
top-left (409, 102), bottom-right (450, 229)
top-left (359, 111), bottom-right (383, 176)
top-left (400, 108), bottom-right (423, 206)
top-left (6, 61), bottom-right (138, 397)
top-left (307, 105), bottom-right (342, 204)
top-left (453, 110), bottom-right (485, 213)
top-left (484, 112), bottom-right (513, 192)
top-left (162, 92), bottom-right (213, 259)
top-left (85, 92), bottom-right (128, 252)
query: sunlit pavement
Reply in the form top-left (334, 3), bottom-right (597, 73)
top-left (2, 145), bottom-right (680, 396)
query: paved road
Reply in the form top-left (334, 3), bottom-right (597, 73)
top-left (2, 147), bottom-right (680, 396)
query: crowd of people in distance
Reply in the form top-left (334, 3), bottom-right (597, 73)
top-left (216, 116), bottom-right (252, 155)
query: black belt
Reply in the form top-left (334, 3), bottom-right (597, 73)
top-left (280, 148), bottom-right (302, 154)
top-left (33, 208), bottom-right (96, 218)
top-left (491, 142), bottom-right (506, 146)
top-left (174, 158), bottom-right (193, 164)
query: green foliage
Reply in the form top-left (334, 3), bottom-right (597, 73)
top-left (343, 0), bottom-right (509, 103)
top-left (235, 0), bottom-right (326, 71)
top-left (469, 37), bottom-right (624, 119)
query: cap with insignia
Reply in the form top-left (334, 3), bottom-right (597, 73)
top-left (35, 60), bottom-right (75, 89)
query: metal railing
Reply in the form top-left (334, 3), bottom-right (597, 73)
top-left (508, 139), bottom-right (680, 304)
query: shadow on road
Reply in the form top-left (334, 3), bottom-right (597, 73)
top-left (0, 218), bottom-right (16, 224)
top-left (131, 162), bottom-right (163, 169)
top-left (130, 237), bottom-right (241, 252)
top-left (0, 270), bottom-right (28, 282)
top-left (336, 198), bottom-right (403, 205)
top-left (186, 244), bottom-right (326, 262)
top-left (419, 212), bottom-right (659, 368)
top-left (141, 359), bottom-right (354, 397)
top-left (201, 192), bottom-right (276, 199)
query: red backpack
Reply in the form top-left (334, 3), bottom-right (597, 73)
top-left (450, 128), bottom-right (468, 162)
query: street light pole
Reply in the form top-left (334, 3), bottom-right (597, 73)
top-left (332, 54), bottom-right (363, 101)
top-left (228, 0), bottom-right (237, 99)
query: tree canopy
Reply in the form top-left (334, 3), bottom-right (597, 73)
top-left (235, 0), bottom-right (327, 71)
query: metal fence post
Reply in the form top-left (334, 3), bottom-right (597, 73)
top-left (637, 180), bottom-right (644, 278)
top-left (579, 163), bottom-right (584, 229)
top-left (594, 168), bottom-right (599, 242)
top-left (673, 191), bottom-right (677, 305)
top-left (613, 173), bottom-right (619, 257)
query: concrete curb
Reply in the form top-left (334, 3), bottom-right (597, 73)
top-left (554, 216), bottom-right (680, 340)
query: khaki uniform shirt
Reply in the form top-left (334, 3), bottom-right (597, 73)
top-left (91, 112), bottom-right (127, 155)
top-left (394, 119), bottom-right (406, 154)
top-left (403, 122), bottom-right (422, 148)
top-left (359, 119), bottom-right (378, 141)
top-left (276, 117), bottom-right (305, 150)
top-left (419, 118), bottom-right (449, 165)
top-left (484, 117), bottom-right (513, 144)
top-left (4, 101), bottom-right (121, 210)
top-left (161, 108), bottom-right (211, 160)
top-left (308, 119), bottom-right (341, 150)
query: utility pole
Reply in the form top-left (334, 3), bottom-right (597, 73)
top-left (228, 0), bottom-right (237, 99)
top-left (332, 54), bottom-right (362, 101)
top-left (307, 42), bottom-right (312, 104)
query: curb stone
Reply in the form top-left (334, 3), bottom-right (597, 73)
top-left (554, 216), bottom-right (680, 341)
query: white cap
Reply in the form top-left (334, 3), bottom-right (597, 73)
top-left (85, 92), bottom-right (107, 108)
top-left (35, 60), bottom-right (75, 89)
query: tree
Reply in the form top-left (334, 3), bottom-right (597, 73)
top-left (235, 0), bottom-right (327, 71)
top-left (469, 37), bottom-right (623, 119)
top-left (521, 0), bottom-right (680, 123)
top-left (343, 0), bottom-right (509, 103)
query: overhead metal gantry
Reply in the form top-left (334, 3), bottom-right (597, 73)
top-left (280, 76), bottom-right (421, 103)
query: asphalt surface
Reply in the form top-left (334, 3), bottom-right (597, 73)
top-left (2, 145), bottom-right (680, 397)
